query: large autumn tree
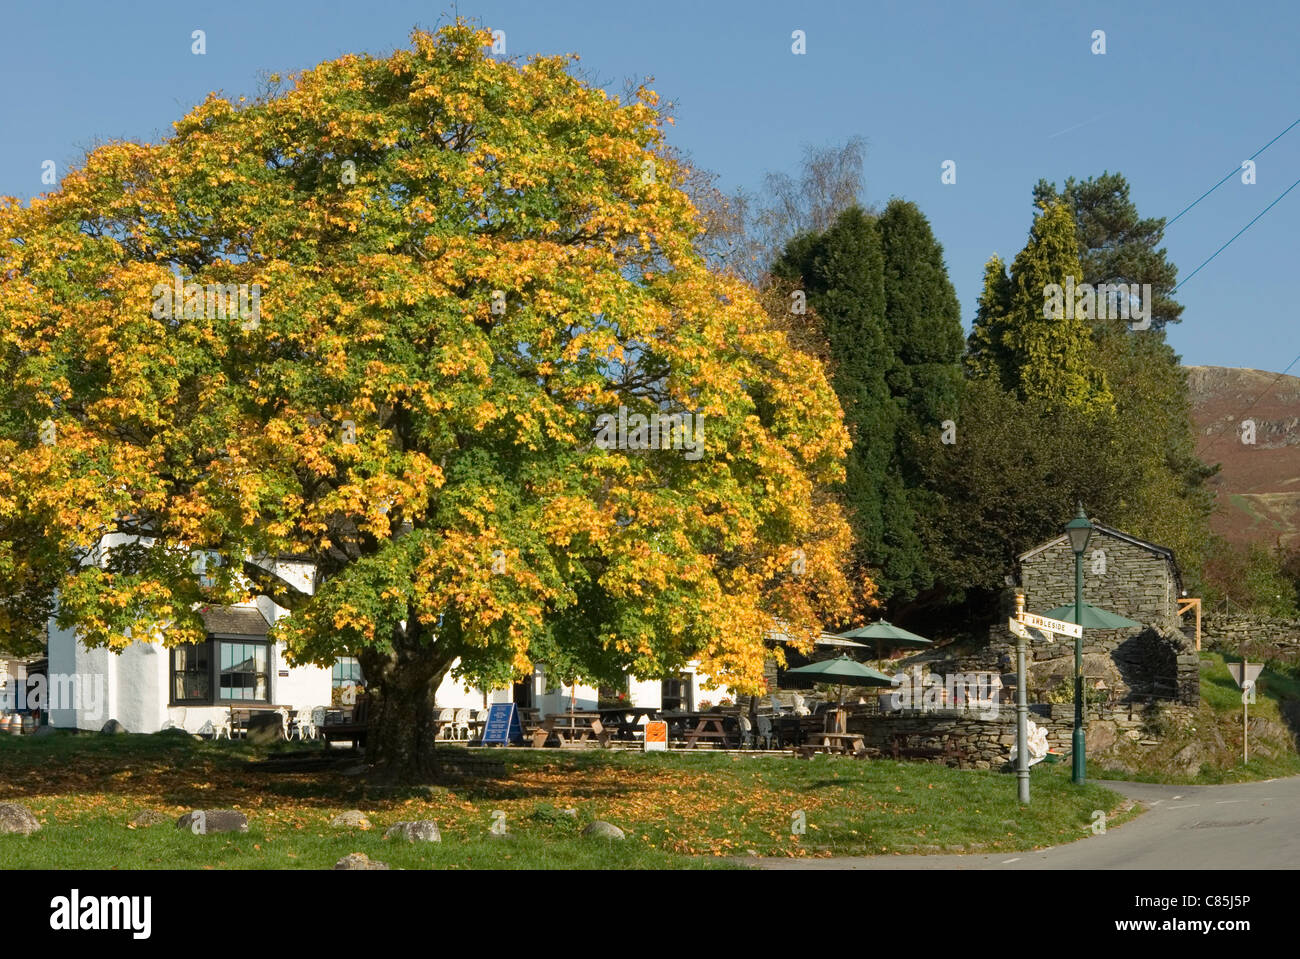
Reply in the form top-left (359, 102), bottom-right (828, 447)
top-left (0, 24), bottom-right (860, 778)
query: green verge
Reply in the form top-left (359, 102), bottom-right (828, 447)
top-left (0, 733), bottom-right (1130, 868)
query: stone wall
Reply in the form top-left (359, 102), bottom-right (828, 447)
top-left (951, 615), bottom-right (1199, 706)
top-left (846, 701), bottom-right (1194, 769)
top-left (1019, 527), bottom-right (1180, 628)
top-left (1202, 614), bottom-right (1300, 662)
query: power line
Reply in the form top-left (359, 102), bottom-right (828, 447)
top-left (1166, 116), bottom-right (1300, 228)
top-left (1170, 173), bottom-right (1300, 296)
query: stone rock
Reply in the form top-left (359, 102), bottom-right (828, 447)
top-left (31, 725), bottom-right (57, 738)
top-left (384, 820), bottom-right (441, 842)
top-left (156, 726), bottom-right (191, 738)
top-left (0, 802), bottom-right (41, 835)
top-left (334, 852), bottom-right (390, 870)
top-left (176, 809), bottom-right (249, 834)
top-left (100, 719), bottom-right (127, 735)
top-left (1172, 742), bottom-right (1203, 776)
top-left (130, 809), bottom-right (172, 827)
top-left (1087, 720), bottom-right (1118, 755)
top-left (331, 810), bottom-right (372, 830)
top-left (243, 712), bottom-right (284, 745)
top-left (581, 820), bottom-right (625, 841)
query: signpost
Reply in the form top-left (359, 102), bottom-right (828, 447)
top-left (1008, 602), bottom-right (1082, 804)
top-left (480, 703), bottom-right (524, 746)
top-left (1227, 661), bottom-right (1264, 763)
top-left (643, 720), bottom-right (668, 752)
top-left (1016, 611), bottom-right (1082, 639)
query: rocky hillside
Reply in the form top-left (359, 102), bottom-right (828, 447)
top-left (1185, 366), bottom-right (1300, 549)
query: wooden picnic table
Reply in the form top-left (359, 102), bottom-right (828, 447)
top-left (774, 714), bottom-right (824, 747)
top-left (531, 710), bottom-right (611, 748)
top-left (662, 711), bottom-right (738, 749)
top-left (796, 731), bottom-right (868, 759)
top-left (595, 705), bottom-right (661, 740)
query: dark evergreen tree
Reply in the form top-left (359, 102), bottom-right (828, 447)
top-left (773, 207), bottom-right (922, 603)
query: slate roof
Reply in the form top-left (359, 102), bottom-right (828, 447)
top-left (1016, 521), bottom-right (1183, 596)
top-left (199, 605), bottom-right (271, 638)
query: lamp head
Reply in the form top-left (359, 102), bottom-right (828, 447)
top-left (1065, 502), bottom-right (1093, 555)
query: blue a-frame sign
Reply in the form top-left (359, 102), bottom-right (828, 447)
top-left (480, 702), bottom-right (523, 745)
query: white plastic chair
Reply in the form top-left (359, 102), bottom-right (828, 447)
top-left (292, 707), bottom-right (316, 740)
top-left (437, 707), bottom-right (456, 740)
top-left (792, 692), bottom-right (811, 716)
top-left (198, 715), bottom-right (232, 740)
top-left (736, 714), bottom-right (754, 749)
top-left (162, 708), bottom-right (187, 733)
top-left (453, 708), bottom-right (471, 740)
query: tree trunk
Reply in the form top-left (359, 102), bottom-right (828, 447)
top-left (357, 624), bottom-right (454, 783)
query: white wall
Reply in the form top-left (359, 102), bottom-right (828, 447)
top-left (45, 548), bottom-right (332, 733)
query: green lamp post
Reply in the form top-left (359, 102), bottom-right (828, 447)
top-left (1065, 504), bottom-right (1094, 784)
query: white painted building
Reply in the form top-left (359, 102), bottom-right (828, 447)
top-left (47, 542), bottom-right (331, 733)
top-left (44, 535), bottom-right (732, 733)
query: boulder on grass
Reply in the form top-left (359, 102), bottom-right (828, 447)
top-left (176, 809), bottom-right (249, 834)
top-left (384, 820), bottom-right (441, 842)
top-left (244, 712), bottom-right (284, 745)
top-left (334, 852), bottom-right (389, 870)
top-left (100, 719), bottom-right (127, 735)
top-left (582, 820), bottom-right (625, 841)
top-left (330, 810), bottom-right (372, 830)
top-left (0, 802), bottom-right (40, 835)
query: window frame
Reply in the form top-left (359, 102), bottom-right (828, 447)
top-left (169, 636), bottom-right (274, 707)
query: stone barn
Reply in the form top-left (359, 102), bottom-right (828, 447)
top-left (1010, 520), bottom-right (1199, 706)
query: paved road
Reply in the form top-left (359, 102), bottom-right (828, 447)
top-left (750, 776), bottom-right (1300, 869)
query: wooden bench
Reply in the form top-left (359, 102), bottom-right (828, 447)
top-left (890, 732), bottom-right (959, 763)
top-left (320, 696), bottom-right (370, 747)
top-left (795, 731), bottom-right (867, 759)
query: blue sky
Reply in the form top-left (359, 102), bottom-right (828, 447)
top-left (3, 0), bottom-right (1297, 374)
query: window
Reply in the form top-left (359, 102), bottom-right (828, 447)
top-left (171, 639), bottom-right (270, 705)
top-left (220, 642), bottom-right (269, 702)
top-left (332, 657), bottom-right (364, 688)
top-left (172, 643), bottom-right (212, 704)
top-left (661, 673), bottom-right (693, 712)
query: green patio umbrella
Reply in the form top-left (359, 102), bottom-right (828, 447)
top-left (783, 656), bottom-right (896, 733)
top-left (1037, 603), bottom-right (1143, 630)
top-left (783, 656), bottom-right (896, 699)
top-left (834, 621), bottom-right (933, 658)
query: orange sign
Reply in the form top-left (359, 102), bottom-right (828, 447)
top-left (644, 720), bottom-right (668, 751)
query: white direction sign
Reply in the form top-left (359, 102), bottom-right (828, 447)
top-left (1009, 619), bottom-right (1054, 644)
top-left (1015, 611), bottom-right (1083, 640)
top-left (1227, 662), bottom-right (1263, 689)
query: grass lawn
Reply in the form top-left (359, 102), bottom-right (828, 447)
top-left (0, 733), bottom-right (1131, 868)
